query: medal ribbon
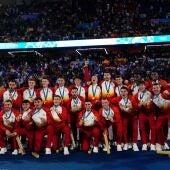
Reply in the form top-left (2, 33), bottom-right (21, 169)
top-left (83, 111), bottom-right (91, 121)
top-left (92, 85), bottom-right (97, 98)
top-left (33, 108), bottom-right (41, 115)
top-left (104, 108), bottom-right (110, 119)
top-left (153, 94), bottom-right (160, 100)
top-left (118, 86), bottom-right (121, 96)
top-left (73, 97), bottom-right (79, 105)
top-left (54, 105), bottom-right (59, 109)
top-left (78, 86), bottom-right (82, 96)
top-left (59, 87), bottom-right (65, 99)
top-left (4, 111), bottom-right (12, 119)
top-left (28, 88), bottom-right (35, 98)
top-left (43, 88), bottom-right (48, 101)
top-left (9, 90), bottom-right (16, 100)
top-left (139, 91), bottom-right (145, 100)
top-left (105, 81), bottom-right (111, 94)
top-left (53, 105), bottom-right (61, 118)
top-left (132, 83), bottom-right (137, 91)
top-left (123, 97), bottom-right (128, 106)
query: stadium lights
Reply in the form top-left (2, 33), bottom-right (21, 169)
top-left (8, 50), bottom-right (43, 57)
top-left (76, 48), bottom-right (108, 55)
top-left (0, 35), bottom-right (170, 50)
top-left (144, 43), bottom-right (170, 51)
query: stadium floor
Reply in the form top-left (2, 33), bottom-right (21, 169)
top-left (0, 145), bottom-right (170, 170)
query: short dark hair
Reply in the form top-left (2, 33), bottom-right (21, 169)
top-left (54, 95), bottom-right (61, 99)
top-left (115, 75), bottom-right (122, 79)
top-left (120, 86), bottom-right (128, 91)
top-left (72, 87), bottom-right (78, 91)
top-left (153, 83), bottom-right (160, 86)
top-left (101, 98), bottom-right (108, 101)
top-left (34, 97), bottom-right (42, 101)
top-left (57, 75), bottom-right (65, 80)
top-left (138, 80), bottom-right (145, 85)
top-left (85, 99), bottom-right (92, 103)
top-left (22, 100), bottom-right (30, 104)
top-left (42, 75), bottom-right (49, 81)
top-left (74, 76), bottom-right (81, 80)
top-left (4, 99), bottom-right (12, 103)
top-left (28, 77), bottom-right (36, 82)
top-left (8, 79), bottom-right (17, 83)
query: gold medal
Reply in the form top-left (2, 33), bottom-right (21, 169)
top-left (30, 97), bottom-right (33, 102)
top-left (106, 93), bottom-right (110, 97)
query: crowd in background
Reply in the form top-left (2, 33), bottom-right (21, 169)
top-left (0, 47), bottom-right (169, 89)
top-left (0, 0), bottom-right (169, 87)
top-left (0, 0), bottom-right (169, 42)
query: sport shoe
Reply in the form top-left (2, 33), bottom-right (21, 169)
top-left (103, 144), bottom-right (111, 152)
top-left (147, 143), bottom-right (150, 147)
top-left (64, 147), bottom-right (69, 155)
top-left (112, 141), bottom-right (117, 146)
top-left (70, 145), bottom-right (74, 150)
top-left (45, 148), bottom-right (51, 154)
top-left (12, 149), bottom-right (18, 155)
top-left (150, 144), bottom-right (156, 151)
top-left (133, 143), bottom-right (139, 151)
top-left (128, 143), bottom-right (132, 149)
top-left (18, 149), bottom-right (22, 154)
top-left (123, 144), bottom-right (128, 150)
top-left (103, 146), bottom-right (107, 152)
top-left (156, 143), bottom-right (162, 151)
top-left (99, 143), bottom-right (103, 148)
top-left (0, 148), bottom-right (7, 154)
top-left (117, 144), bottom-right (122, 151)
top-left (142, 144), bottom-right (147, 151)
top-left (163, 143), bottom-right (169, 150)
top-left (93, 146), bottom-right (99, 153)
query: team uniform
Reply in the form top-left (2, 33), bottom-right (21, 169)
top-left (48, 105), bottom-right (71, 151)
top-left (147, 79), bottom-right (169, 92)
top-left (55, 86), bottom-right (70, 107)
top-left (22, 88), bottom-right (38, 107)
top-left (147, 78), bottom-right (169, 149)
top-left (87, 84), bottom-right (101, 110)
top-left (70, 85), bottom-right (86, 99)
top-left (31, 108), bottom-right (53, 153)
top-left (0, 109), bottom-right (21, 152)
top-left (77, 110), bottom-right (101, 151)
top-left (14, 109), bottom-right (34, 151)
top-left (2, 89), bottom-right (22, 109)
top-left (67, 96), bottom-right (85, 142)
top-left (152, 93), bottom-right (170, 147)
top-left (39, 87), bottom-right (54, 108)
top-left (111, 96), bottom-right (138, 150)
top-left (100, 80), bottom-right (116, 101)
top-left (99, 106), bottom-right (123, 146)
top-left (128, 83), bottom-right (139, 96)
top-left (135, 90), bottom-right (156, 147)
top-left (115, 85), bottom-right (123, 97)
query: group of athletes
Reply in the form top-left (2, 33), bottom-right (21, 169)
top-left (0, 64), bottom-right (170, 158)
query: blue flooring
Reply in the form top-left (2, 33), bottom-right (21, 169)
top-left (0, 149), bottom-right (170, 170)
